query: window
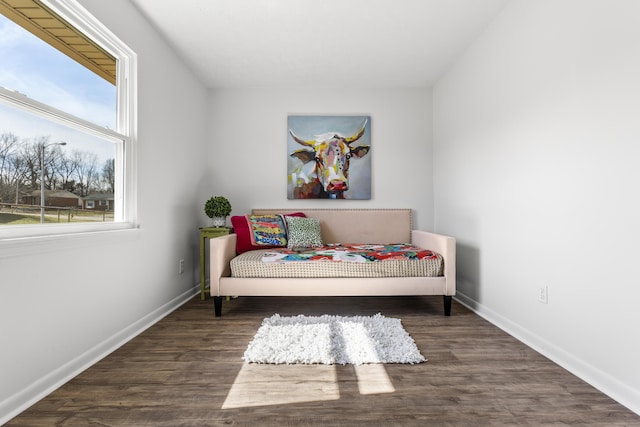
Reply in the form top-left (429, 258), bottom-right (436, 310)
top-left (0, 0), bottom-right (136, 238)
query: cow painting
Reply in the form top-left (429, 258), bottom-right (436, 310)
top-left (287, 116), bottom-right (371, 199)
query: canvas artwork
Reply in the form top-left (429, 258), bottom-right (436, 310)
top-left (287, 115), bottom-right (371, 200)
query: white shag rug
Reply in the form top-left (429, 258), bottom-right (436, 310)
top-left (243, 313), bottom-right (426, 365)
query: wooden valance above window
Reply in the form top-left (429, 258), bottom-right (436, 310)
top-left (0, 0), bottom-right (116, 85)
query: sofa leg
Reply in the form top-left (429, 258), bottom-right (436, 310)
top-left (213, 296), bottom-right (222, 317)
top-left (443, 295), bottom-right (452, 316)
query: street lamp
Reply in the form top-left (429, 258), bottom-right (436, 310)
top-left (40, 141), bottom-right (67, 223)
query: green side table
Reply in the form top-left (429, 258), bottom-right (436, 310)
top-left (199, 227), bottom-right (232, 300)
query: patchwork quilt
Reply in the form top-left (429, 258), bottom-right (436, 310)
top-left (230, 243), bottom-right (443, 278)
top-left (261, 243), bottom-right (439, 263)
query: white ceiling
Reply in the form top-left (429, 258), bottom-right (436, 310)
top-left (129, 0), bottom-right (509, 89)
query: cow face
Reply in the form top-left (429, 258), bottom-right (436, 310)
top-left (289, 121), bottom-right (370, 199)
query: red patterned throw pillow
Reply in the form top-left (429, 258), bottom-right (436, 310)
top-left (231, 212), bottom-right (306, 254)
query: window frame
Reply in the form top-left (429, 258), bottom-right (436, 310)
top-left (0, 0), bottom-right (137, 243)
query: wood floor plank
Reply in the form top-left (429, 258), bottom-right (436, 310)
top-left (6, 295), bottom-right (640, 426)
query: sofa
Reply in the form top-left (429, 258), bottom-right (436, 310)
top-left (209, 208), bottom-right (456, 317)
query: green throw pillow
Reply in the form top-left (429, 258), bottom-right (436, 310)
top-left (285, 216), bottom-right (323, 249)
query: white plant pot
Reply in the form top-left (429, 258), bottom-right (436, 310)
top-left (211, 216), bottom-right (226, 227)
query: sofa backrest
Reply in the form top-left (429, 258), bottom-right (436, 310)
top-left (252, 208), bottom-right (412, 244)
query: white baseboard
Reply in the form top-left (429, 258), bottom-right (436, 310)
top-left (0, 285), bottom-right (200, 425)
top-left (454, 290), bottom-right (640, 416)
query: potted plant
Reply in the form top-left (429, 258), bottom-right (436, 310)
top-left (204, 196), bottom-right (232, 227)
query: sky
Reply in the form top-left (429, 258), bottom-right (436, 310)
top-left (0, 13), bottom-right (117, 163)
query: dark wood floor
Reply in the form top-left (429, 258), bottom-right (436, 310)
top-left (7, 295), bottom-right (640, 426)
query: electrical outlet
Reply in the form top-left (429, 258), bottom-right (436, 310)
top-left (179, 259), bottom-right (185, 275)
top-left (538, 285), bottom-right (548, 304)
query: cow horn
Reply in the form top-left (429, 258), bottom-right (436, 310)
top-left (344, 119), bottom-right (368, 144)
top-left (289, 129), bottom-right (315, 147)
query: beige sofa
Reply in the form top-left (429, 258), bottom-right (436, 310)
top-left (209, 208), bottom-right (456, 316)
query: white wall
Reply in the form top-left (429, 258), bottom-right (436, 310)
top-left (208, 88), bottom-right (434, 230)
top-left (434, 0), bottom-right (640, 413)
top-left (0, 0), bottom-right (210, 422)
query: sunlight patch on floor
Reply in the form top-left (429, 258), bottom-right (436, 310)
top-left (221, 362), bottom-right (340, 409)
top-left (222, 361), bottom-right (397, 409)
top-left (354, 363), bottom-right (396, 395)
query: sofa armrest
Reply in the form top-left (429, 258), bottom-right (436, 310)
top-left (209, 234), bottom-right (237, 296)
top-left (412, 230), bottom-right (456, 296)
